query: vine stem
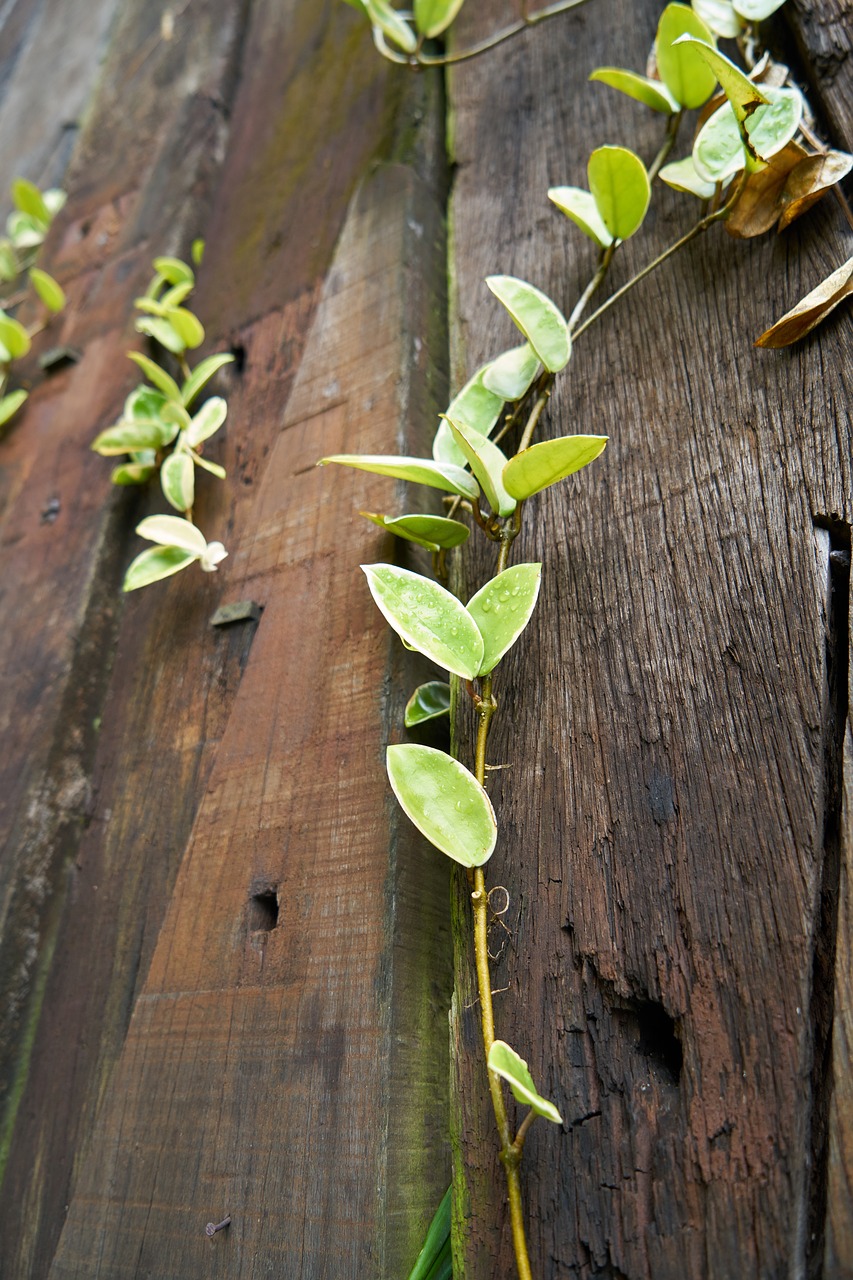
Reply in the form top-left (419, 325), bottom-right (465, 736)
top-left (378, 0), bottom-right (593, 68)
top-left (571, 168), bottom-right (750, 343)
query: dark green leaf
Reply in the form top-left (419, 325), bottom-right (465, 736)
top-left (407, 1186), bottom-right (452, 1280)
top-left (404, 681), bottom-right (451, 728)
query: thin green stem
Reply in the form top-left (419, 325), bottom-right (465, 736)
top-left (516, 380), bottom-right (552, 454)
top-left (571, 170), bottom-right (750, 343)
top-left (567, 243), bottom-right (615, 335)
top-left (647, 110), bottom-right (682, 184)
top-left (378, 0), bottom-right (593, 68)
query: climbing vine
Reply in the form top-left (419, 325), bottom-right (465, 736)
top-left (326, 1), bottom-right (852, 1277)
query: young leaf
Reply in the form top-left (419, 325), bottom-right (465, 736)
top-left (656, 4), bottom-right (718, 109)
top-left (0, 313), bottom-right (31, 359)
top-left (386, 744), bottom-right (497, 867)
top-left (735, 0), bottom-right (786, 17)
top-left (445, 364), bottom-right (504, 437)
top-left (755, 256), bottom-right (853, 348)
top-left (548, 187), bottom-right (613, 249)
top-left (481, 343), bottom-right (540, 401)
top-left (414, 0), bottom-right (465, 38)
top-left (446, 418), bottom-right (516, 517)
top-left (28, 267), bottom-right (65, 312)
top-left (136, 314), bottom-right (186, 353)
top-left (361, 511), bottom-right (470, 551)
top-left (111, 461), bottom-right (157, 485)
top-left (486, 276), bottom-right (570, 373)
top-left (659, 155), bottom-right (717, 198)
top-left (181, 353), bottom-right (235, 407)
top-left (11, 178), bottom-right (50, 225)
top-left (136, 514), bottom-right (208, 555)
top-left (362, 563), bottom-right (484, 679)
top-left (466, 563), bottom-right (542, 676)
top-left (0, 388), bottom-right (27, 427)
top-left (319, 454), bottom-right (480, 500)
top-left (192, 451), bottom-right (227, 478)
top-left (186, 395), bottom-right (227, 446)
top-left (91, 418), bottom-right (178, 455)
top-left (588, 146), bottom-right (651, 242)
top-left (503, 435), bottom-right (608, 500)
top-left (127, 351), bottom-right (182, 402)
top-left (123, 545), bottom-right (197, 592)
top-left (692, 0), bottom-right (741, 37)
top-left (160, 450), bottom-right (195, 512)
top-left (487, 1041), bottom-right (563, 1124)
top-left (432, 415), bottom-right (487, 469)
top-left (673, 35), bottom-right (767, 122)
top-left (365, 0), bottom-right (417, 51)
top-left (404, 681), bottom-right (451, 728)
top-left (778, 150), bottom-right (853, 231)
top-left (589, 67), bottom-right (679, 114)
top-left (191, 238), bottom-right (205, 265)
top-left (152, 256), bottom-right (194, 286)
top-left (167, 306), bottom-right (205, 349)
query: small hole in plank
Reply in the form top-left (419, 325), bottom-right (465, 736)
top-left (249, 887), bottom-right (279, 933)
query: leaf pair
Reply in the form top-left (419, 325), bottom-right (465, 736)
top-left (590, 5), bottom-right (717, 116)
top-left (693, 0), bottom-right (785, 37)
top-left (135, 256), bottom-right (204, 355)
top-left (550, 147), bottom-right (650, 247)
top-left (123, 515), bottom-right (228, 592)
top-left (351, 0), bottom-right (465, 53)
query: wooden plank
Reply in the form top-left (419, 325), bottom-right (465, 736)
top-left (787, 0), bottom-right (853, 146)
top-left (445, 2), bottom-right (853, 1275)
top-left (46, 159), bottom-right (451, 1279)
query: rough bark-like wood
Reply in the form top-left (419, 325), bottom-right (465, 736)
top-left (787, 0), bottom-right (853, 146)
top-left (446, 3), bottom-right (852, 1277)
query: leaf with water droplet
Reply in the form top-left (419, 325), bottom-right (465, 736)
top-left (362, 564), bottom-right (484, 679)
top-left (487, 1040), bottom-right (563, 1124)
top-left (503, 435), bottom-right (607, 500)
top-left (404, 681), bottom-right (451, 727)
top-left (386, 744), bottom-right (497, 867)
top-left (466, 564), bottom-right (541, 675)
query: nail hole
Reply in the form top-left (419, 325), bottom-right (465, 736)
top-left (248, 884), bottom-right (279, 932)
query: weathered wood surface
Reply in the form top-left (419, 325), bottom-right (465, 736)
top-left (446, 2), bottom-right (852, 1278)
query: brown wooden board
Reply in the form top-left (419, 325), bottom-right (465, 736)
top-left (445, 1), bottom-right (852, 1277)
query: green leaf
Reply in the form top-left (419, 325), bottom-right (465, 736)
top-left (547, 187), bottom-right (614, 249)
top-left (191, 451), bottom-right (227, 478)
top-left (28, 267), bottom-right (65, 312)
top-left (386, 744), bottom-right (497, 867)
top-left (136, 513), bottom-right (208, 555)
top-left (735, 0), bottom-right (786, 18)
top-left (365, 0), bottom-right (417, 51)
top-left (123, 383), bottom-right (168, 423)
top-left (152, 256), bottom-right (194, 286)
top-left (0, 240), bottom-right (18, 281)
top-left (487, 1040), bottom-right (563, 1124)
top-left (414, 0), bottom-right (465, 37)
top-left (445, 364), bottom-right (504, 437)
top-left (110, 461), bottom-right (156, 485)
top-left (136, 314), bottom-right (186, 353)
top-left (432, 415), bottom-right (486, 469)
top-left (361, 511), bottom-right (470, 551)
top-left (466, 563), bottom-right (542, 676)
top-left (186, 395), bottom-right (227, 446)
top-left (161, 450), bottom-right (195, 511)
top-left (167, 306), bottom-right (205, 349)
top-left (181, 352), bottom-right (235, 407)
top-left (692, 0), bottom-right (742, 37)
top-left (404, 681), bottom-right (451, 728)
top-left (503, 434), bottom-right (608, 500)
top-left (42, 188), bottom-right (66, 218)
top-left (656, 3), bottom-right (718, 108)
top-left (11, 178), bottom-right (49, 224)
top-left (446, 418), bottom-right (516, 517)
top-left (0, 312), bottom-right (31, 359)
top-left (91, 417), bottom-right (178, 455)
top-left (362, 563), bottom-right (484, 679)
top-left (588, 146), bottom-right (650, 242)
top-left (407, 1186), bottom-right (452, 1280)
top-left (319, 453), bottom-right (480, 501)
top-left (0, 388), bottom-right (27, 426)
top-left (160, 281), bottom-right (194, 309)
top-left (6, 211), bottom-right (44, 250)
top-left (659, 155), bottom-right (717, 198)
top-left (589, 67), bottom-right (679, 114)
top-left (693, 88), bottom-right (803, 183)
top-left (191, 238), bottom-right (205, 265)
top-left (123, 545), bottom-right (197, 591)
top-left (127, 351), bottom-right (182, 402)
top-left (486, 275), bottom-right (570, 373)
top-left (482, 343), bottom-right (540, 401)
top-left (673, 35), bottom-right (767, 122)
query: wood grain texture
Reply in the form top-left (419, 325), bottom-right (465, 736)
top-left (787, 0), bottom-right (853, 146)
top-left (46, 159), bottom-right (452, 1279)
top-left (445, 2), bottom-right (852, 1276)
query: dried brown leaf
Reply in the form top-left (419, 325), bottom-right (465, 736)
top-left (725, 142), bottom-right (806, 238)
top-left (778, 150), bottom-right (853, 230)
top-left (755, 256), bottom-right (853, 348)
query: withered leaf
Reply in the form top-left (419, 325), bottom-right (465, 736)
top-left (755, 256), bottom-right (853, 348)
top-left (726, 142), bottom-right (806, 238)
top-left (778, 150), bottom-right (853, 230)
